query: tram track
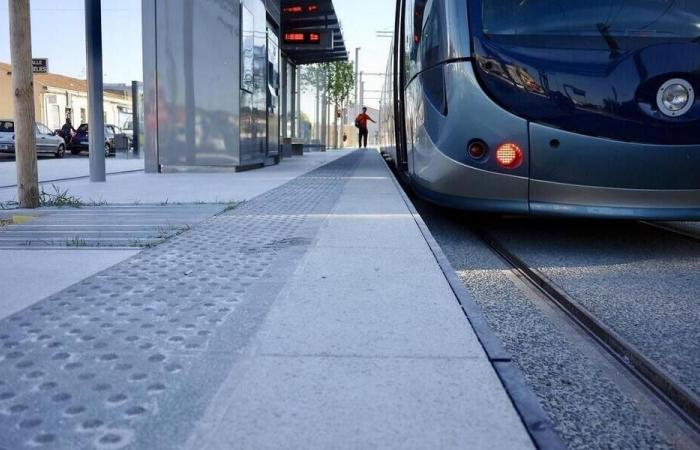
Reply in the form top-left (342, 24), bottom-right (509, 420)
top-left (641, 221), bottom-right (700, 245)
top-left (471, 225), bottom-right (700, 437)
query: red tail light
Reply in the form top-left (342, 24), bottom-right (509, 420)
top-left (495, 142), bottom-right (523, 169)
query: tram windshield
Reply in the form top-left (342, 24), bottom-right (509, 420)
top-left (481, 0), bottom-right (700, 47)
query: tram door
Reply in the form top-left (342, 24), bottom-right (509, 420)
top-left (266, 28), bottom-right (280, 160)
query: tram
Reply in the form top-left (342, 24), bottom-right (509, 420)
top-left (379, 0), bottom-right (700, 218)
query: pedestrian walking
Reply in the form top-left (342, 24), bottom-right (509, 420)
top-left (354, 107), bottom-right (376, 149)
top-left (60, 118), bottom-right (76, 146)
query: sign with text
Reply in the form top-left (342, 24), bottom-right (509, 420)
top-left (281, 31), bottom-right (332, 50)
top-left (32, 58), bottom-right (48, 73)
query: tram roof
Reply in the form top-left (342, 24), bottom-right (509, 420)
top-left (280, 0), bottom-right (348, 65)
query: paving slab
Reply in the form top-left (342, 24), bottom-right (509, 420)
top-left (0, 157), bottom-right (144, 188)
top-left (193, 356), bottom-right (531, 450)
top-left (0, 249), bottom-right (138, 320)
top-left (0, 150), bottom-right (534, 449)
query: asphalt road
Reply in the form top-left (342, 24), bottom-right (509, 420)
top-left (415, 199), bottom-right (700, 450)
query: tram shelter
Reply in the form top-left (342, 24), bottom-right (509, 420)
top-left (141, 0), bottom-right (347, 173)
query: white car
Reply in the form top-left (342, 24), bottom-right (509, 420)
top-left (0, 119), bottom-right (66, 158)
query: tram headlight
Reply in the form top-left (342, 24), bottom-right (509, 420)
top-left (657, 79), bottom-right (694, 117)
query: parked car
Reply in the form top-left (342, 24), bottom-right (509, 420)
top-left (68, 123), bottom-right (115, 157)
top-left (0, 119), bottom-right (66, 158)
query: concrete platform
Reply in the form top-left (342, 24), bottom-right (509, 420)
top-left (0, 150), bottom-right (544, 449)
top-left (0, 151), bottom-right (353, 205)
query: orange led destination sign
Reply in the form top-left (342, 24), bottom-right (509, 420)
top-left (283, 31), bottom-right (322, 44)
top-left (281, 30), bottom-right (333, 50)
top-left (282, 4), bottom-right (319, 14)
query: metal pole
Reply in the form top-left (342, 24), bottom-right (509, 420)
top-left (290, 65), bottom-right (296, 137)
top-left (354, 47), bottom-right (360, 107)
top-left (321, 88), bottom-right (327, 147)
top-left (9, 0), bottom-right (39, 208)
top-left (131, 80), bottom-right (139, 154)
top-left (85, 0), bottom-right (105, 182)
top-left (295, 68), bottom-right (301, 138)
top-left (315, 70), bottom-right (320, 140)
top-left (360, 74), bottom-right (364, 107)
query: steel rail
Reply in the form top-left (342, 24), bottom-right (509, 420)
top-left (639, 221), bottom-right (700, 244)
top-left (472, 226), bottom-right (700, 433)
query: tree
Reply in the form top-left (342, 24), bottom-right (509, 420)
top-left (324, 61), bottom-right (355, 148)
top-left (300, 64), bottom-right (328, 141)
top-left (9, 0), bottom-right (39, 207)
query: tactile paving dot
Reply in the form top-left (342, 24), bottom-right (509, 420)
top-left (0, 153), bottom-right (362, 448)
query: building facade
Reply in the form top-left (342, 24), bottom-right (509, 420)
top-left (0, 62), bottom-right (132, 130)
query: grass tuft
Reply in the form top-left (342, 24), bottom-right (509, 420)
top-left (40, 185), bottom-right (84, 208)
top-left (65, 236), bottom-right (88, 247)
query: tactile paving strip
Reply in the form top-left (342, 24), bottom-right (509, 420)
top-left (0, 152), bottom-right (362, 449)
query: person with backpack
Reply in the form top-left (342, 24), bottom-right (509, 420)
top-left (354, 107), bottom-right (376, 149)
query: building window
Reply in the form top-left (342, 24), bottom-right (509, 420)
top-left (80, 108), bottom-right (86, 124)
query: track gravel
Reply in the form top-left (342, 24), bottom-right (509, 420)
top-left (416, 202), bottom-right (679, 449)
top-left (489, 219), bottom-right (700, 400)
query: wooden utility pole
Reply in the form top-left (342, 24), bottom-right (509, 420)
top-left (9, 0), bottom-right (39, 208)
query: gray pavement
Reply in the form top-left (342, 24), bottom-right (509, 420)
top-left (0, 155), bottom-right (144, 189)
top-left (0, 150), bottom-right (534, 449)
top-left (0, 151), bottom-right (353, 206)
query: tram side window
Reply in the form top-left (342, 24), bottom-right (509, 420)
top-left (420, 0), bottom-right (443, 69)
top-left (403, 0), bottom-right (414, 82)
top-left (406, 0), bottom-right (428, 78)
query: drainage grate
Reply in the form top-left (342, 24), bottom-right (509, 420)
top-left (0, 205), bottom-right (225, 249)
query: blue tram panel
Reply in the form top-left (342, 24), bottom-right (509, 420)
top-left (379, 0), bottom-right (700, 219)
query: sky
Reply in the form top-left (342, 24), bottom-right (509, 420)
top-left (321, 0), bottom-right (395, 110)
top-left (0, 0), bottom-right (142, 83)
top-left (0, 0), bottom-right (394, 114)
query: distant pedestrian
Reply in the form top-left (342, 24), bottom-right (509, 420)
top-left (60, 118), bottom-right (75, 144)
top-left (354, 107), bottom-right (375, 149)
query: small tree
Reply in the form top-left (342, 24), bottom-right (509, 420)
top-left (325, 61), bottom-right (355, 148)
top-left (300, 64), bottom-right (328, 140)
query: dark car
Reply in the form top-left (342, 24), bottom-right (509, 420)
top-left (68, 123), bottom-right (115, 157)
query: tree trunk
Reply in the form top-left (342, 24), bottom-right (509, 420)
top-left (314, 80), bottom-right (321, 141)
top-left (334, 103), bottom-right (339, 149)
top-left (321, 90), bottom-right (327, 147)
top-left (9, 0), bottom-right (39, 208)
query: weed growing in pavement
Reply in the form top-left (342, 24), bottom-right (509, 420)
top-left (223, 202), bottom-right (238, 213)
top-left (40, 185), bottom-right (84, 207)
top-left (86, 198), bottom-right (108, 206)
top-left (65, 236), bottom-right (88, 247)
top-left (155, 223), bottom-right (191, 240)
top-left (39, 185), bottom-right (108, 207)
top-left (129, 238), bottom-right (146, 248)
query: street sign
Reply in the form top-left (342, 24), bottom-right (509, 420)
top-left (32, 58), bottom-right (48, 73)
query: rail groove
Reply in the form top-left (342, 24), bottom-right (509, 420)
top-left (472, 227), bottom-right (700, 434)
top-left (640, 221), bottom-right (700, 244)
